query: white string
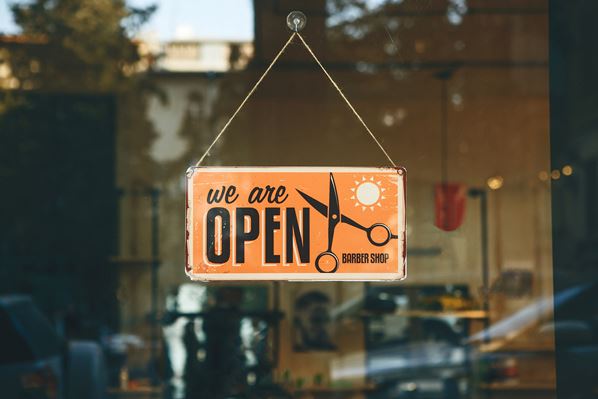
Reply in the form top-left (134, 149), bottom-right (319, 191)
top-left (296, 33), bottom-right (397, 168)
top-left (195, 31), bottom-right (397, 168)
top-left (196, 33), bottom-right (296, 166)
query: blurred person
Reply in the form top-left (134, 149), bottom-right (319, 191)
top-left (202, 287), bottom-right (246, 398)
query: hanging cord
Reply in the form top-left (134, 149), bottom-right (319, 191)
top-left (196, 31), bottom-right (397, 168)
top-left (296, 33), bottom-right (397, 168)
top-left (196, 32), bottom-right (296, 166)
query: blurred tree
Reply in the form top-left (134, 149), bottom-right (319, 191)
top-left (1, 0), bottom-right (162, 191)
top-left (4, 0), bottom-right (164, 186)
top-left (6, 0), bottom-right (156, 92)
top-left (0, 0), bottom-right (161, 337)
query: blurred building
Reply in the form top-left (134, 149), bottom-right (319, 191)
top-left (156, 40), bottom-right (253, 72)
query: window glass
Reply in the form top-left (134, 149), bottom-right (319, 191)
top-left (0, 1), bottom-right (575, 398)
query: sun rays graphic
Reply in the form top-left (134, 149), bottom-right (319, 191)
top-left (350, 176), bottom-right (386, 211)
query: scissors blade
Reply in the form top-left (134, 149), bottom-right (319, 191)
top-left (328, 173), bottom-right (340, 218)
top-left (341, 214), bottom-right (368, 231)
top-left (296, 189), bottom-right (328, 217)
top-left (327, 173), bottom-right (341, 251)
top-left (298, 187), bottom-right (369, 232)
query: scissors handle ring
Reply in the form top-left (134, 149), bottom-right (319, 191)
top-left (367, 223), bottom-right (393, 246)
top-left (315, 251), bottom-right (339, 273)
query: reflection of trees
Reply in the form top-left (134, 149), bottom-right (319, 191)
top-left (7, 0), bottom-right (155, 92)
top-left (326, 0), bottom-right (468, 65)
top-left (118, 91), bottom-right (159, 187)
top-left (159, 90), bottom-right (216, 178)
top-left (156, 73), bottom-right (255, 176)
top-left (328, 0), bottom-right (467, 31)
top-left (2, 0), bottom-right (162, 185)
top-left (0, 0), bottom-right (161, 335)
top-left (203, 74), bottom-right (255, 165)
top-left (327, 0), bottom-right (419, 62)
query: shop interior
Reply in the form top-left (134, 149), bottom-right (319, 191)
top-left (111, 1), bottom-right (554, 398)
top-left (0, 1), bottom-right (558, 399)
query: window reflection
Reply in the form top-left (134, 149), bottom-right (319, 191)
top-left (0, 0), bottom-right (566, 398)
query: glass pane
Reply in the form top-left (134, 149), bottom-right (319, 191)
top-left (0, 0), bottom-right (578, 398)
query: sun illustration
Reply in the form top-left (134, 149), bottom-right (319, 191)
top-left (351, 177), bottom-right (386, 211)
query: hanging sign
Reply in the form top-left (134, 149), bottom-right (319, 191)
top-left (186, 167), bottom-right (406, 281)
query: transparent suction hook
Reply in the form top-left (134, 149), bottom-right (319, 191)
top-left (287, 11), bottom-right (306, 32)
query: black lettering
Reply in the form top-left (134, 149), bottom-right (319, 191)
top-left (235, 208), bottom-right (259, 263)
top-left (248, 187), bottom-right (265, 203)
top-left (249, 185), bottom-right (288, 204)
top-left (285, 208), bottom-right (310, 263)
top-left (206, 207), bottom-right (230, 263)
top-left (207, 186), bottom-right (238, 204)
top-left (265, 208), bottom-right (280, 263)
top-left (207, 187), bottom-right (226, 204)
top-left (224, 186), bottom-right (239, 204)
top-left (264, 186), bottom-right (275, 202)
top-left (274, 186), bottom-right (289, 203)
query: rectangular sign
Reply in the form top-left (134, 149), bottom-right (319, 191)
top-left (186, 167), bottom-right (406, 281)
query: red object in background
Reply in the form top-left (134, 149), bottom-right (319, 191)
top-left (435, 183), bottom-right (467, 231)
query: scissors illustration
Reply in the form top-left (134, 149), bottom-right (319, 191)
top-left (297, 173), bottom-right (398, 273)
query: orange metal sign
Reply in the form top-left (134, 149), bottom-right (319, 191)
top-left (186, 167), bottom-right (406, 281)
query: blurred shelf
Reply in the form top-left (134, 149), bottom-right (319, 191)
top-left (396, 309), bottom-right (488, 319)
top-left (479, 382), bottom-right (555, 391)
top-left (107, 386), bottom-right (163, 398)
top-left (361, 309), bottom-right (488, 319)
top-left (290, 383), bottom-right (377, 394)
top-left (168, 310), bottom-right (284, 323)
top-left (479, 342), bottom-right (555, 353)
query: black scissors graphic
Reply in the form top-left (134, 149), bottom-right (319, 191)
top-left (297, 173), bottom-right (398, 273)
